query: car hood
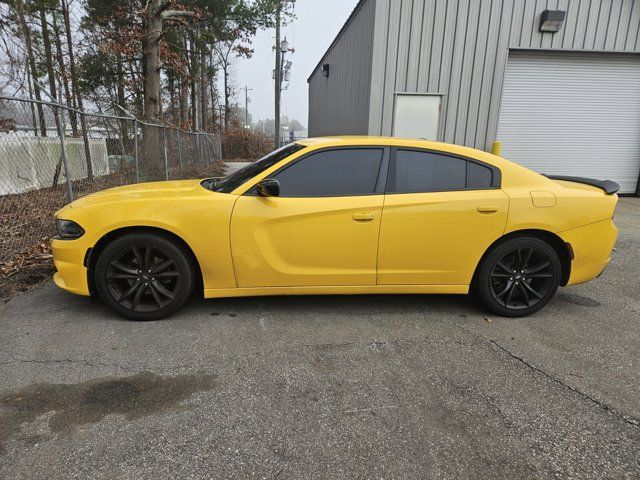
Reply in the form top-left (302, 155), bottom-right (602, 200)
top-left (57, 179), bottom-right (210, 214)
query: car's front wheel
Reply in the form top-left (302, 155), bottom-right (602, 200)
top-left (94, 232), bottom-right (194, 321)
top-left (477, 237), bottom-right (562, 317)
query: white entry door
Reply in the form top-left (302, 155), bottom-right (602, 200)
top-left (393, 94), bottom-right (441, 140)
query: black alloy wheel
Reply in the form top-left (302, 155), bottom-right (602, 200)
top-left (477, 237), bottom-right (562, 317)
top-left (106, 245), bottom-right (180, 312)
top-left (490, 247), bottom-right (554, 310)
top-left (94, 233), bottom-right (194, 321)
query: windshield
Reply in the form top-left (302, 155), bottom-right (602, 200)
top-left (210, 143), bottom-right (307, 193)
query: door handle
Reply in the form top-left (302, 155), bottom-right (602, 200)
top-left (352, 213), bottom-right (375, 221)
top-left (477, 205), bottom-right (499, 213)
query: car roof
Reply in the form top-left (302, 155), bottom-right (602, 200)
top-left (296, 136), bottom-right (490, 160)
top-left (297, 135), bottom-right (437, 146)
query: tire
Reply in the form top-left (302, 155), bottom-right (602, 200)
top-left (476, 236), bottom-right (561, 317)
top-left (94, 232), bottom-right (194, 321)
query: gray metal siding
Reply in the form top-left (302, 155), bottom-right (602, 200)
top-left (367, 0), bottom-right (640, 150)
top-left (307, 0), bottom-right (377, 136)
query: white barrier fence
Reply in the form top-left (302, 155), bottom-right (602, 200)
top-left (0, 136), bottom-right (109, 195)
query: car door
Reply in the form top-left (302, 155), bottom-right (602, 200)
top-left (231, 147), bottom-right (387, 288)
top-left (377, 148), bottom-right (509, 286)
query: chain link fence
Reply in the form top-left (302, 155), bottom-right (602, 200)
top-left (0, 96), bottom-right (222, 284)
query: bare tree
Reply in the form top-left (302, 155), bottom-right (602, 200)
top-left (51, 10), bottom-right (78, 135)
top-left (141, 0), bottom-right (194, 124)
top-left (15, 0), bottom-right (47, 136)
top-left (61, 0), bottom-right (93, 178)
top-left (139, 0), bottom-right (194, 180)
top-left (38, 6), bottom-right (57, 103)
top-left (214, 41), bottom-right (236, 133)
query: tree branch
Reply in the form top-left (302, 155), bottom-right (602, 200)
top-left (161, 10), bottom-right (195, 21)
top-left (136, 0), bottom-right (151, 17)
top-left (157, 1), bottom-right (172, 15)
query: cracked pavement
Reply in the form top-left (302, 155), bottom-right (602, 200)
top-left (0, 198), bottom-right (638, 479)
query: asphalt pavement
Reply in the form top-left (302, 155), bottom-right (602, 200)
top-left (0, 198), bottom-right (638, 479)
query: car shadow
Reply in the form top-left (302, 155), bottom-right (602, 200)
top-left (191, 293), bottom-right (484, 319)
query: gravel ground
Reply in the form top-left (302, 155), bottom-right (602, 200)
top-left (0, 198), bottom-right (638, 480)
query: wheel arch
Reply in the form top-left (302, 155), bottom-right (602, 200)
top-left (471, 229), bottom-right (572, 288)
top-left (86, 226), bottom-right (204, 298)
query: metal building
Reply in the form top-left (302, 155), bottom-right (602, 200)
top-left (308, 0), bottom-right (640, 194)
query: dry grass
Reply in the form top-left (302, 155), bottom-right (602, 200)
top-left (222, 126), bottom-right (274, 160)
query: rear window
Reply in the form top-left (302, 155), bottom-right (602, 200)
top-left (388, 149), bottom-right (499, 193)
top-left (467, 161), bottom-right (494, 189)
top-left (390, 150), bottom-right (467, 193)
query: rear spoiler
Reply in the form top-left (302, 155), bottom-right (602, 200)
top-left (544, 175), bottom-right (620, 195)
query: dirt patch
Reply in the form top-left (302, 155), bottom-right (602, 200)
top-left (0, 371), bottom-right (217, 454)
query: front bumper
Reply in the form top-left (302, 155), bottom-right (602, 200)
top-left (560, 218), bottom-right (618, 286)
top-left (51, 237), bottom-right (91, 296)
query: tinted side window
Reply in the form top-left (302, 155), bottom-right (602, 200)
top-left (273, 149), bottom-right (383, 197)
top-left (467, 161), bottom-right (494, 189)
top-left (391, 150), bottom-right (466, 193)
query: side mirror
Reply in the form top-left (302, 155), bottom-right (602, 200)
top-left (257, 178), bottom-right (280, 197)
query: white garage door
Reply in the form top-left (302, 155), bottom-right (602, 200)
top-left (497, 51), bottom-right (640, 194)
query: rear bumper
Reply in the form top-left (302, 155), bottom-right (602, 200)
top-left (560, 219), bottom-right (617, 286)
top-left (51, 238), bottom-right (91, 296)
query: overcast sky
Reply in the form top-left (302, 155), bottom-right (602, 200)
top-left (229, 0), bottom-right (359, 129)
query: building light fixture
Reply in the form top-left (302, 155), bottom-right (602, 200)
top-left (322, 64), bottom-right (330, 78)
top-left (539, 10), bottom-right (566, 33)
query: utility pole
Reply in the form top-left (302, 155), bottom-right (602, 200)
top-left (274, 4), bottom-right (282, 148)
top-left (244, 86), bottom-right (253, 128)
top-left (273, 0), bottom-right (295, 148)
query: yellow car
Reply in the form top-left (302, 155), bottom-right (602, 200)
top-left (52, 137), bottom-right (619, 321)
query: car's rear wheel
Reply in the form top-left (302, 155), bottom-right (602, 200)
top-left (477, 237), bottom-right (561, 317)
top-left (94, 233), bottom-right (194, 321)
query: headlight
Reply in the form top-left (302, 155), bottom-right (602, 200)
top-left (56, 219), bottom-right (85, 239)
